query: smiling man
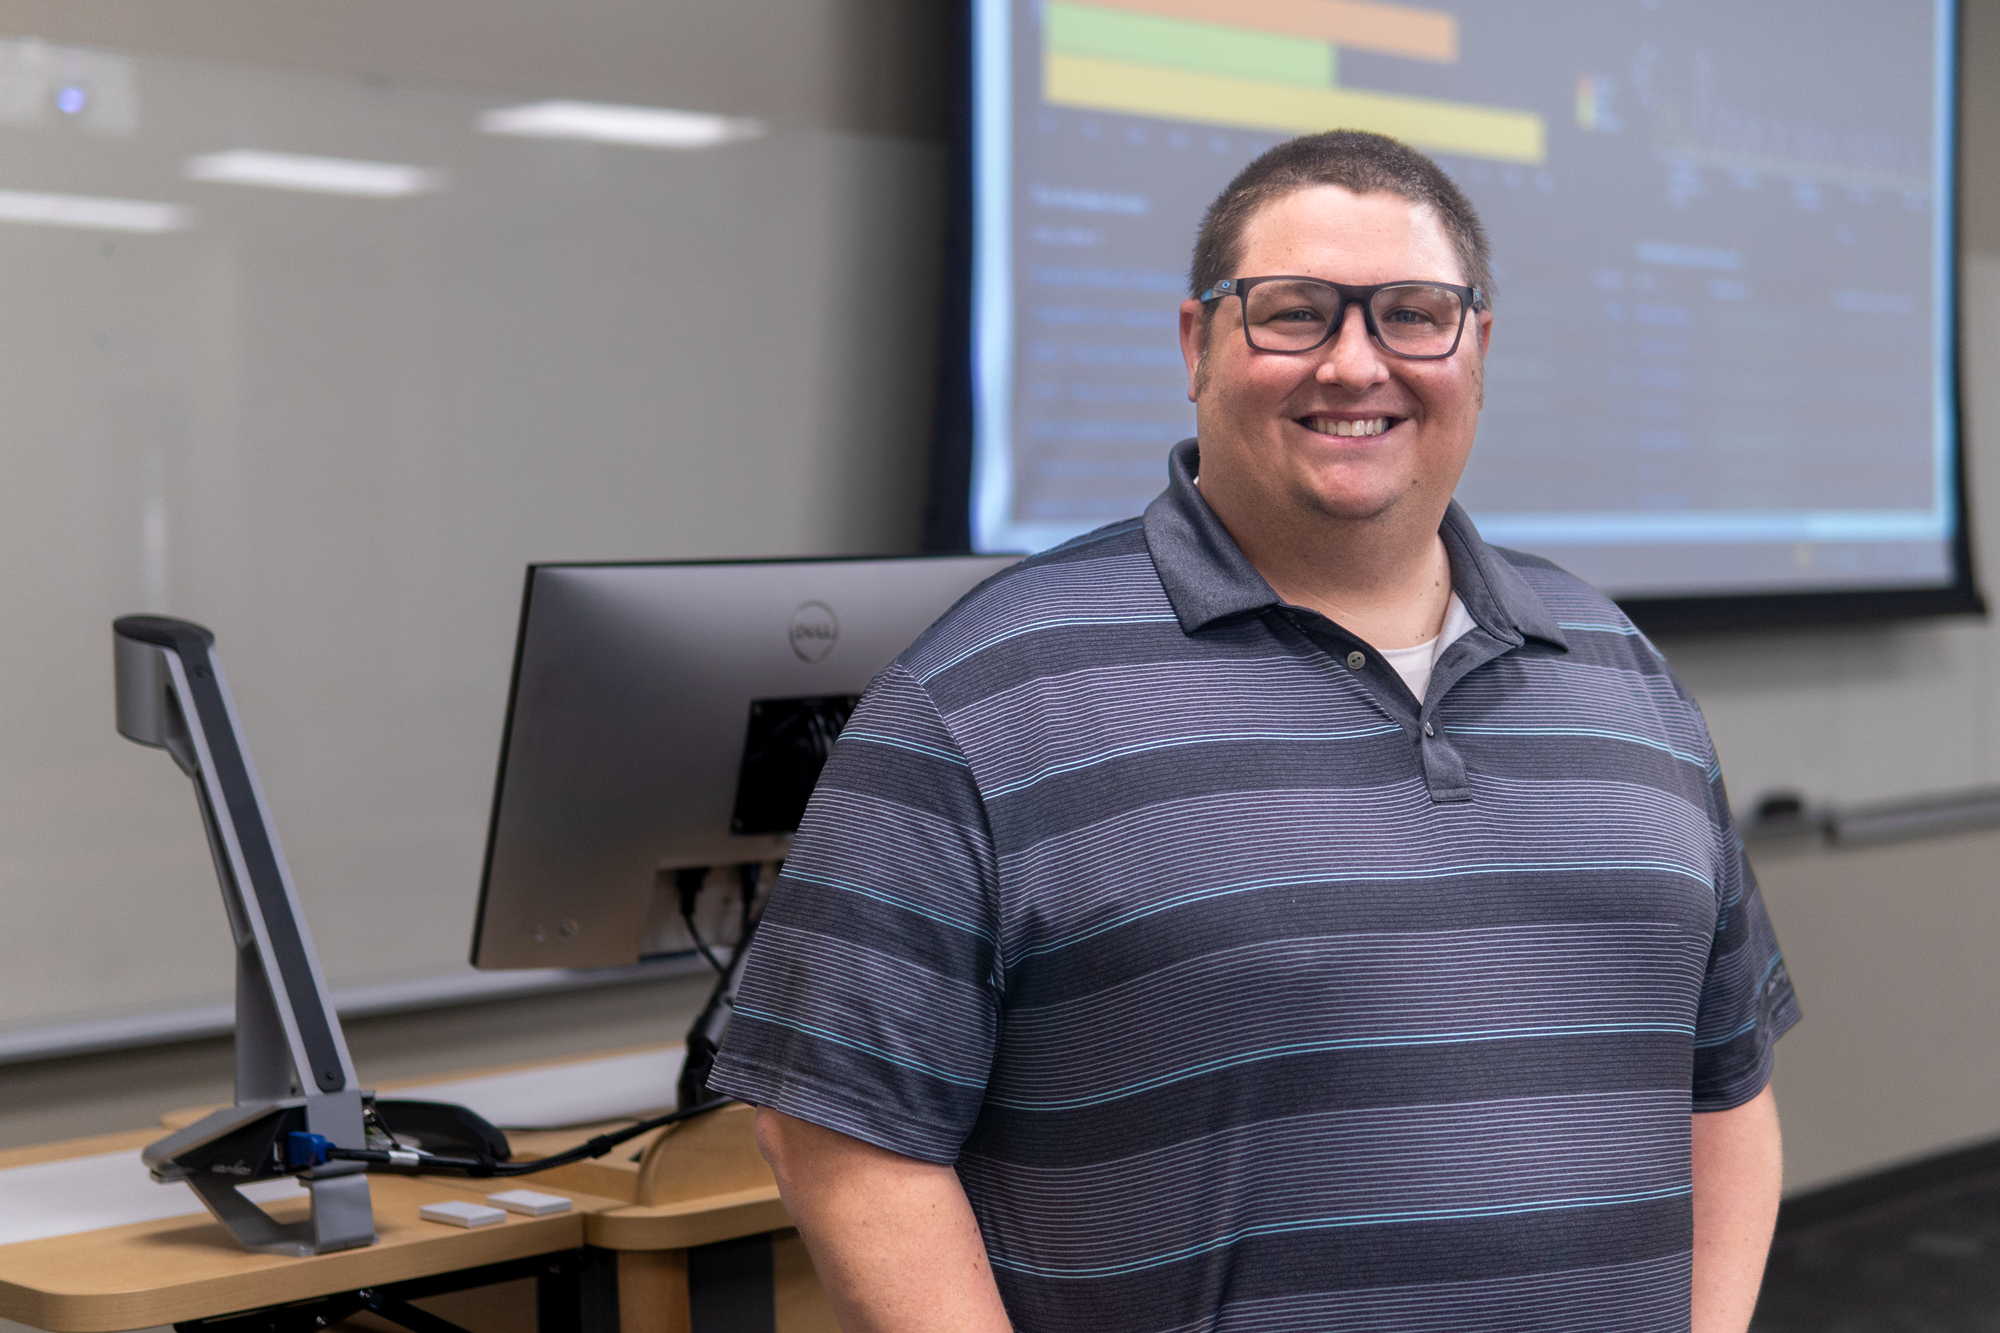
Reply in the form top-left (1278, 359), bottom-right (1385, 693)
top-left (711, 131), bottom-right (1798, 1333)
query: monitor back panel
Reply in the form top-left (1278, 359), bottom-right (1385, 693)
top-left (472, 554), bottom-right (1019, 970)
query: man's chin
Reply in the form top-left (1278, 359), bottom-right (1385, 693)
top-left (1273, 481), bottom-right (1402, 527)
top-left (1280, 467), bottom-right (1411, 526)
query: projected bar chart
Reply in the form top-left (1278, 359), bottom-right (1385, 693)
top-left (977, 0), bottom-right (1960, 604)
top-left (1061, 0), bottom-right (1460, 59)
top-left (1042, 0), bottom-right (1546, 164)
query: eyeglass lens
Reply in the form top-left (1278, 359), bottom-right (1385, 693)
top-left (1241, 281), bottom-right (1466, 356)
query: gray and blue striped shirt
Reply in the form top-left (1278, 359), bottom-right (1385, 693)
top-left (712, 439), bottom-right (1798, 1331)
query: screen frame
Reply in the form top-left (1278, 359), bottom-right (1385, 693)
top-left (926, 0), bottom-right (1987, 634)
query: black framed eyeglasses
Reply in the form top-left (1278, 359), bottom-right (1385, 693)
top-left (1196, 275), bottom-right (1485, 359)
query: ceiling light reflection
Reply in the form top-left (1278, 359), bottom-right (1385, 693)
top-left (185, 150), bottom-right (440, 197)
top-left (0, 189), bottom-right (187, 232)
top-left (478, 100), bottom-right (763, 149)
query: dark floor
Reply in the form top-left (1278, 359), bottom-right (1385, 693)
top-left (1755, 1145), bottom-right (2000, 1331)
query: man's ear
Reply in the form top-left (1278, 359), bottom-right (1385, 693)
top-left (1178, 298), bottom-right (1209, 401)
top-left (1472, 309), bottom-right (1494, 407)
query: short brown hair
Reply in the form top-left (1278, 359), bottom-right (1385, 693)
top-left (1189, 130), bottom-right (1492, 309)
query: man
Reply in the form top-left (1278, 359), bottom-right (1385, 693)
top-left (710, 130), bottom-right (1797, 1332)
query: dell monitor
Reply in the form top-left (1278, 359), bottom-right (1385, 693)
top-left (470, 554), bottom-right (1019, 972)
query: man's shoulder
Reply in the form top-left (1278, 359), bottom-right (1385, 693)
top-left (892, 518), bottom-right (1172, 680)
top-left (1479, 541), bottom-right (1676, 671)
top-left (1466, 543), bottom-right (1724, 781)
top-left (1486, 542), bottom-right (1635, 629)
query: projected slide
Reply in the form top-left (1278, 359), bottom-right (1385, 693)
top-left (971, 0), bottom-right (1959, 601)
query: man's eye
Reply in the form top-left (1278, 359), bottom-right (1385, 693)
top-left (1269, 307), bottom-right (1325, 323)
top-left (1381, 307), bottom-right (1438, 326)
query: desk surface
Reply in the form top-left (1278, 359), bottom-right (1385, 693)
top-left (0, 1046), bottom-right (792, 1332)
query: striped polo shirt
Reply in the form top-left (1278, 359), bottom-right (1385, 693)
top-left (712, 439), bottom-right (1798, 1332)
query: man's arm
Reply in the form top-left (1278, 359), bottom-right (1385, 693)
top-left (756, 1107), bottom-right (1013, 1332)
top-left (1691, 1085), bottom-right (1782, 1333)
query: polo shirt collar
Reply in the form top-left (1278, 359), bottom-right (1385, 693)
top-left (1141, 437), bottom-right (1568, 651)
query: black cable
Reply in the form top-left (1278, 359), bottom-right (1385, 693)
top-left (675, 866), bottom-right (726, 975)
top-left (738, 862), bottom-right (760, 941)
top-left (683, 917), bottom-right (726, 975)
top-left (331, 1096), bottom-right (735, 1177)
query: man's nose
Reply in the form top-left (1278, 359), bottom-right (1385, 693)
top-left (1315, 303), bottom-right (1390, 388)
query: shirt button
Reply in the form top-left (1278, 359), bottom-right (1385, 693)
top-left (1423, 721), bottom-right (1435, 737)
top-left (1345, 650), bottom-right (1365, 670)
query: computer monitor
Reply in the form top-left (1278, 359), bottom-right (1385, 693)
top-left (470, 554), bottom-right (1019, 972)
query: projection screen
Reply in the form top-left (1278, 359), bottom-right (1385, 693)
top-left (962, 0), bottom-right (1977, 627)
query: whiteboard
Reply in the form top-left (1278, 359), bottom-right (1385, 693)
top-left (0, 40), bottom-right (944, 1034)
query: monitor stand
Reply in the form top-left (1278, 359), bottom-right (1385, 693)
top-left (113, 616), bottom-right (375, 1257)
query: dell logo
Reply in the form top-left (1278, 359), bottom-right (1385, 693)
top-left (789, 601), bottom-right (838, 663)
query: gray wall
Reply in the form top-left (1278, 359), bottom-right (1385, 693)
top-left (1754, 826), bottom-right (2000, 1192)
top-left (2, 0), bottom-right (1999, 1205)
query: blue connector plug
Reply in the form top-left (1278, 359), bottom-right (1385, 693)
top-left (286, 1131), bottom-right (333, 1168)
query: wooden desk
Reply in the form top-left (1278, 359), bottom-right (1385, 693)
top-left (0, 1052), bottom-right (835, 1333)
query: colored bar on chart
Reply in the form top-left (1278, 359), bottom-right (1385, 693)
top-left (1065, 0), bottom-right (1458, 63)
top-left (1045, 52), bottom-right (1547, 163)
top-left (1046, 2), bottom-right (1336, 89)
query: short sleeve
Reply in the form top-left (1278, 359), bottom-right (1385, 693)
top-left (1691, 762), bottom-right (1801, 1111)
top-left (707, 662), bottom-right (1003, 1164)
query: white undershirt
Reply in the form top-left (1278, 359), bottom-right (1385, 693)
top-left (1377, 593), bottom-right (1476, 701)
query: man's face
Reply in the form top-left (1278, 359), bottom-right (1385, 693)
top-left (1178, 185), bottom-right (1493, 534)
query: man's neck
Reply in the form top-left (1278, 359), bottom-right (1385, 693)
top-left (1202, 483), bottom-right (1454, 651)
